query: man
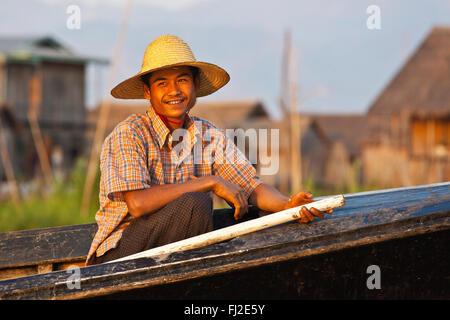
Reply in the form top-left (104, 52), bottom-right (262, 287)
top-left (86, 35), bottom-right (332, 266)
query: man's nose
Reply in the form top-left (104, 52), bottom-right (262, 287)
top-left (167, 81), bottom-right (181, 95)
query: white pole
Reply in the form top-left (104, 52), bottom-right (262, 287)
top-left (108, 194), bottom-right (345, 263)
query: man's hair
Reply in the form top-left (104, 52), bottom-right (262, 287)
top-left (140, 66), bottom-right (199, 88)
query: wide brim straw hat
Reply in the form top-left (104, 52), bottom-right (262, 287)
top-left (111, 35), bottom-right (230, 99)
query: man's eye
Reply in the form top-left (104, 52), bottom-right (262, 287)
top-left (157, 82), bottom-right (166, 86)
top-left (178, 78), bottom-right (188, 82)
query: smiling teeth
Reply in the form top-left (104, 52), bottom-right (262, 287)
top-left (167, 100), bottom-right (182, 104)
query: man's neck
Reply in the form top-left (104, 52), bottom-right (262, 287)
top-left (154, 110), bottom-right (188, 132)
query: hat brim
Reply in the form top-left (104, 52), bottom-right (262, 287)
top-left (111, 61), bottom-right (230, 99)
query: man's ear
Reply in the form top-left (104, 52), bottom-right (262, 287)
top-left (194, 73), bottom-right (200, 91)
top-left (143, 82), bottom-right (151, 100)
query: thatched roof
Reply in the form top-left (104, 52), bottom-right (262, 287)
top-left (368, 26), bottom-right (450, 118)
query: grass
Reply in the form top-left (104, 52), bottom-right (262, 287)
top-left (0, 158), bottom-right (99, 233)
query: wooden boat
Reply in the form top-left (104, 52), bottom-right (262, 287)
top-left (0, 182), bottom-right (448, 299)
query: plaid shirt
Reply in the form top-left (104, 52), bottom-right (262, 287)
top-left (86, 106), bottom-right (262, 264)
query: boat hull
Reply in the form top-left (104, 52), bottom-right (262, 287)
top-left (0, 182), bottom-right (449, 299)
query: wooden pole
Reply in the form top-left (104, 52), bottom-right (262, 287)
top-left (108, 194), bottom-right (345, 263)
top-left (289, 45), bottom-right (302, 193)
top-left (0, 115), bottom-right (23, 217)
top-left (279, 30), bottom-right (291, 117)
top-left (27, 73), bottom-right (54, 188)
top-left (280, 29), bottom-right (303, 194)
top-left (80, 0), bottom-right (133, 217)
top-left (0, 62), bottom-right (22, 216)
top-left (279, 29), bottom-right (292, 194)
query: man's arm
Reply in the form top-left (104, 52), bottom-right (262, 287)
top-left (248, 183), bottom-right (289, 213)
top-left (123, 176), bottom-right (214, 218)
top-left (123, 175), bottom-right (249, 218)
top-left (249, 183), bottom-right (332, 223)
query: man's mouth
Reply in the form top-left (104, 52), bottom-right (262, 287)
top-left (165, 98), bottom-right (185, 105)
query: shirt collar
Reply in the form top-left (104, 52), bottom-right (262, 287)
top-left (146, 105), bottom-right (201, 150)
top-left (147, 105), bottom-right (170, 148)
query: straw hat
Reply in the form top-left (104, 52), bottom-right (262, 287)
top-left (111, 35), bottom-right (230, 99)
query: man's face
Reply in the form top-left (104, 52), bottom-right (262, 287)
top-left (143, 66), bottom-right (199, 123)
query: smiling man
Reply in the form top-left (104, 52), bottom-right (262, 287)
top-left (86, 35), bottom-right (332, 266)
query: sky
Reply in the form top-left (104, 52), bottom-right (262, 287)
top-left (1, 0), bottom-right (449, 118)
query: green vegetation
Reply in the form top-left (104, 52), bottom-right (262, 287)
top-left (301, 160), bottom-right (382, 198)
top-left (0, 158), bottom-right (99, 233)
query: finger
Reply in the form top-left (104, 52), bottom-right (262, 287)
top-left (298, 213), bottom-right (310, 224)
top-left (298, 215), bottom-right (309, 224)
top-left (236, 202), bottom-right (247, 220)
top-left (234, 204), bottom-right (241, 220)
top-left (291, 190), bottom-right (312, 201)
top-left (235, 191), bottom-right (248, 220)
top-left (290, 191), bottom-right (314, 205)
top-left (304, 207), bottom-right (315, 222)
top-left (232, 194), bottom-right (243, 220)
top-left (326, 209), bottom-right (333, 214)
top-left (301, 206), bottom-right (314, 222)
top-left (299, 190), bottom-right (313, 200)
top-left (309, 207), bottom-right (324, 219)
top-left (232, 193), bottom-right (245, 220)
top-left (290, 197), bottom-right (314, 207)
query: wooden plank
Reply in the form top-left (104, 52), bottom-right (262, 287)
top-left (0, 266), bottom-right (36, 281)
top-left (0, 260), bottom-right (86, 281)
top-left (55, 260), bottom-right (87, 271)
top-left (0, 223), bottom-right (97, 269)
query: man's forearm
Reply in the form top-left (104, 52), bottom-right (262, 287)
top-left (249, 183), bottom-right (289, 213)
top-left (123, 176), bottom-right (217, 218)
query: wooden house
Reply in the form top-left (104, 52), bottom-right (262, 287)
top-left (0, 35), bottom-right (107, 180)
top-left (303, 114), bottom-right (367, 190)
top-left (274, 113), bottom-right (368, 193)
top-left (194, 101), bottom-right (360, 193)
top-left (363, 26), bottom-right (450, 187)
top-left (189, 99), bottom-right (269, 129)
top-left (190, 100), bottom-right (274, 179)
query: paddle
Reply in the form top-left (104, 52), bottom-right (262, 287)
top-left (108, 194), bottom-right (345, 263)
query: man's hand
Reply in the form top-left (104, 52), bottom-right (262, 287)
top-left (211, 176), bottom-right (248, 220)
top-left (284, 190), bottom-right (333, 224)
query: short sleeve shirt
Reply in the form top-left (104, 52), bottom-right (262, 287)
top-left (86, 106), bottom-right (262, 264)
